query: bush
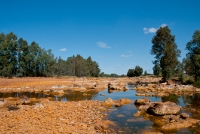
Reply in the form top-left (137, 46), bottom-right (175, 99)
top-left (194, 78), bottom-right (200, 88)
top-left (185, 78), bottom-right (194, 85)
top-left (16, 73), bottom-right (23, 78)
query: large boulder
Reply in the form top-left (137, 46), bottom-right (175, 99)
top-left (147, 101), bottom-right (181, 115)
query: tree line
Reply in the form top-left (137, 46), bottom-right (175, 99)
top-left (0, 32), bottom-right (100, 77)
top-left (125, 26), bottom-right (200, 87)
top-left (150, 26), bottom-right (200, 86)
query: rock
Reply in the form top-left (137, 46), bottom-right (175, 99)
top-left (100, 94), bottom-right (105, 96)
top-left (104, 98), bottom-right (115, 107)
top-left (0, 100), bottom-right (5, 107)
top-left (156, 92), bottom-right (169, 97)
top-left (161, 118), bottom-right (200, 131)
top-left (43, 89), bottom-right (51, 95)
top-left (115, 103), bottom-right (122, 107)
top-left (147, 84), bottom-right (157, 88)
top-left (166, 80), bottom-right (175, 85)
top-left (15, 95), bottom-right (30, 105)
top-left (52, 90), bottom-right (65, 96)
top-left (134, 98), bottom-right (151, 105)
top-left (119, 98), bottom-right (131, 105)
top-left (147, 101), bottom-right (181, 115)
top-left (34, 89), bottom-right (42, 93)
top-left (133, 111), bottom-right (142, 117)
top-left (138, 102), bottom-right (151, 111)
top-left (83, 93), bottom-right (88, 96)
top-left (180, 113), bottom-right (190, 119)
top-left (34, 103), bottom-right (44, 109)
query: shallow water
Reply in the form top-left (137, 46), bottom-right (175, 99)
top-left (1, 85), bottom-right (200, 133)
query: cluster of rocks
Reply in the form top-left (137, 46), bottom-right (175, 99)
top-left (104, 98), bottom-right (132, 108)
top-left (0, 99), bottom-right (116, 133)
top-left (134, 81), bottom-right (200, 97)
top-left (107, 82), bottom-right (128, 93)
top-left (133, 98), bottom-right (200, 131)
top-left (0, 77), bottom-right (162, 93)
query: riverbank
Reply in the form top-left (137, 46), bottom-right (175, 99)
top-left (0, 99), bottom-right (116, 133)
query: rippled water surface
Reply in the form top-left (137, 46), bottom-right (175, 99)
top-left (1, 85), bottom-right (200, 133)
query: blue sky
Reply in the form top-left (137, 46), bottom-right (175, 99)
top-left (0, 0), bottom-right (200, 75)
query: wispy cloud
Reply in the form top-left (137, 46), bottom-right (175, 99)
top-left (97, 42), bottom-right (111, 48)
top-left (121, 54), bottom-right (132, 58)
top-left (143, 23), bottom-right (167, 34)
top-left (59, 48), bottom-right (67, 51)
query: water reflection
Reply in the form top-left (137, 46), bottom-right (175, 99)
top-left (0, 90), bottom-right (100, 102)
top-left (161, 94), bottom-right (180, 104)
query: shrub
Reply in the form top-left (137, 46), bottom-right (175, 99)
top-left (194, 78), bottom-right (200, 88)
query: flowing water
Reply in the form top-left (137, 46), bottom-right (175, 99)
top-left (1, 84), bottom-right (200, 133)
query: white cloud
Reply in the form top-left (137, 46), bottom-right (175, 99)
top-left (97, 42), bottom-right (111, 48)
top-left (59, 48), bottom-right (67, 51)
top-left (161, 23), bottom-right (167, 27)
top-left (121, 54), bottom-right (132, 58)
top-left (143, 23), bottom-right (167, 34)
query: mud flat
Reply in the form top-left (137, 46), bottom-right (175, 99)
top-left (0, 100), bottom-right (116, 133)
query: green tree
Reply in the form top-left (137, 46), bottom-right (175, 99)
top-left (16, 38), bottom-right (29, 77)
top-left (151, 26), bottom-right (181, 81)
top-left (182, 57), bottom-right (193, 75)
top-left (134, 66), bottom-right (143, 76)
top-left (127, 69), bottom-right (135, 77)
top-left (153, 60), bottom-right (162, 76)
top-left (144, 70), bottom-right (147, 76)
top-left (174, 61), bottom-right (184, 77)
top-left (0, 32), bottom-right (18, 77)
top-left (66, 56), bottom-right (76, 76)
top-left (186, 30), bottom-right (200, 81)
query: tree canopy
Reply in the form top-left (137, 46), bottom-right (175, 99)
top-left (0, 32), bottom-right (100, 77)
top-left (186, 30), bottom-right (200, 80)
top-left (127, 66), bottom-right (143, 77)
top-left (151, 26), bottom-right (181, 81)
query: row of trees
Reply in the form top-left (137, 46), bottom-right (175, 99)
top-left (55, 55), bottom-right (100, 77)
top-left (151, 26), bottom-right (200, 85)
top-left (127, 66), bottom-right (143, 77)
top-left (0, 32), bottom-right (100, 77)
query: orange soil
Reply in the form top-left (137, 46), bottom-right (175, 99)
top-left (0, 77), bottom-right (74, 89)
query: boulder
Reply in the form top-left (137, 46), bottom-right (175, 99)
top-left (134, 98), bottom-right (151, 105)
top-left (161, 118), bottom-right (200, 131)
top-left (104, 98), bottom-right (115, 107)
top-left (108, 83), bottom-right (116, 90)
top-left (16, 95), bottom-right (31, 105)
top-left (147, 101), bottom-right (181, 115)
top-left (180, 113), bottom-right (190, 119)
top-left (138, 102), bottom-right (152, 111)
top-left (43, 89), bottom-right (51, 95)
top-left (119, 98), bottom-right (131, 105)
top-left (52, 90), bottom-right (65, 96)
top-left (0, 100), bottom-right (5, 107)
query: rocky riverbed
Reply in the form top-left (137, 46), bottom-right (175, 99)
top-left (0, 99), bottom-right (116, 134)
top-left (1, 77), bottom-right (200, 133)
